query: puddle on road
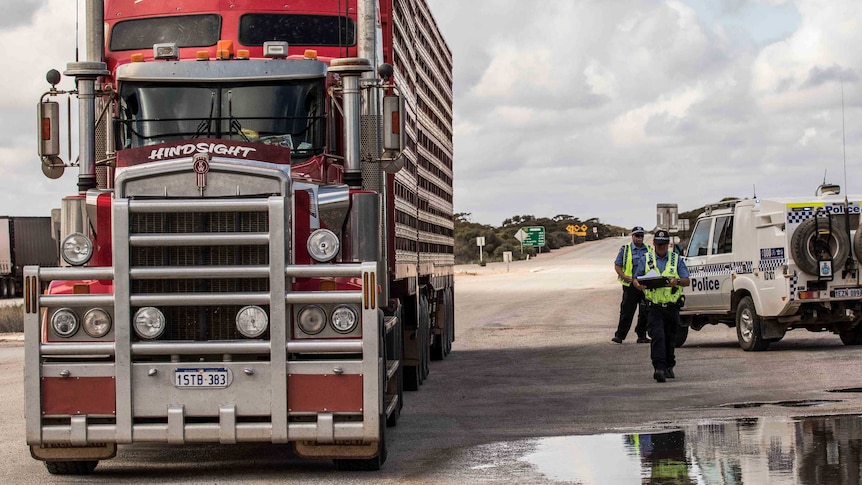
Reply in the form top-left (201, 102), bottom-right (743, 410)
top-left (515, 414), bottom-right (862, 484)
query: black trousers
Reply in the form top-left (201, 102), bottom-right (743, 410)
top-left (646, 305), bottom-right (678, 372)
top-left (615, 284), bottom-right (647, 341)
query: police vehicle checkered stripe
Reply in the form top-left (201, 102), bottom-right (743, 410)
top-left (786, 209), bottom-right (814, 225)
top-left (789, 274), bottom-right (799, 301)
top-left (688, 261), bottom-right (753, 277)
top-left (758, 258), bottom-right (787, 272)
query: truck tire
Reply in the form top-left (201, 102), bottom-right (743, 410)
top-left (431, 288), bottom-right (453, 360)
top-left (419, 295), bottom-right (431, 381)
top-left (790, 217), bottom-right (849, 276)
top-left (736, 296), bottom-right (770, 351)
top-left (854, 223), bottom-right (862, 264)
top-left (44, 461), bottom-right (98, 475)
top-left (839, 325), bottom-right (862, 345)
top-left (674, 325), bottom-right (689, 348)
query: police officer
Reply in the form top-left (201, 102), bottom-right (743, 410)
top-left (633, 230), bottom-right (690, 383)
top-left (612, 226), bottom-right (651, 344)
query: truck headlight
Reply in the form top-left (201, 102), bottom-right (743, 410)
top-left (297, 305), bottom-right (326, 335)
top-left (307, 229), bottom-right (340, 262)
top-left (134, 307), bottom-right (165, 340)
top-left (61, 232), bottom-right (93, 266)
top-left (331, 305), bottom-right (358, 333)
top-left (51, 308), bottom-right (78, 337)
top-left (82, 308), bottom-right (112, 338)
top-left (236, 305), bottom-right (268, 338)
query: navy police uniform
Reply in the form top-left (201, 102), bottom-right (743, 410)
top-left (613, 226), bottom-right (650, 344)
top-left (633, 230), bottom-right (690, 383)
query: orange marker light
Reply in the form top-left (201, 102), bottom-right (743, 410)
top-left (196, 50), bottom-right (209, 60)
top-left (130, 53), bottom-right (144, 62)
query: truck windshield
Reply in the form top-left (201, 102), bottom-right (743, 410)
top-left (117, 80), bottom-right (325, 160)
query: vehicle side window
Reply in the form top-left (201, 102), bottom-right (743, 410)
top-left (712, 216), bottom-right (733, 254)
top-left (687, 219), bottom-right (712, 257)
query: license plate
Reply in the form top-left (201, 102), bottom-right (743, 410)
top-left (833, 288), bottom-right (862, 299)
top-left (174, 368), bottom-right (231, 388)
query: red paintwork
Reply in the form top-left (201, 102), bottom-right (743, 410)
top-left (42, 377), bottom-right (116, 415)
top-left (287, 374), bottom-right (363, 412)
top-left (103, 0), bottom-right (375, 70)
top-left (93, 192), bottom-right (113, 267)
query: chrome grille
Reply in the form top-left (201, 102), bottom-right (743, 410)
top-left (128, 208), bottom-right (272, 342)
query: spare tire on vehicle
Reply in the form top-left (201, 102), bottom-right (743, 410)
top-left (790, 217), bottom-right (850, 276)
top-left (852, 223), bottom-right (862, 264)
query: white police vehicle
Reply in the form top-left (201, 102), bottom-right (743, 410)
top-left (678, 184), bottom-right (862, 351)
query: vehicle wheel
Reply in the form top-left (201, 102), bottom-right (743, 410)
top-left (430, 295), bottom-right (445, 361)
top-left (736, 296), bottom-right (770, 351)
top-left (419, 295), bottom-right (431, 381)
top-left (674, 325), bottom-right (689, 348)
top-left (853, 223), bottom-right (862, 263)
top-left (44, 461), bottom-right (98, 475)
top-left (791, 217), bottom-right (849, 276)
top-left (839, 325), bottom-right (862, 345)
top-left (0, 278), bottom-right (7, 298)
top-left (334, 417), bottom-right (387, 471)
top-left (445, 286), bottom-right (455, 352)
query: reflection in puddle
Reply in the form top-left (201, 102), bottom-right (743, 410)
top-left (519, 414), bottom-right (862, 484)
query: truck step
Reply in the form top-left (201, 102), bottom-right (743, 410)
top-left (384, 315), bottom-right (398, 335)
top-left (384, 394), bottom-right (400, 419)
top-left (386, 360), bottom-right (400, 380)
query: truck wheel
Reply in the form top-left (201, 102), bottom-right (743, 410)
top-left (333, 417), bottom-right (387, 471)
top-left (431, 289), bottom-right (453, 360)
top-left (839, 325), bottom-right (862, 345)
top-left (44, 461), bottom-right (98, 475)
top-left (674, 325), bottom-right (689, 348)
top-left (790, 217), bottom-right (849, 276)
top-left (419, 295), bottom-right (431, 381)
top-left (736, 296), bottom-right (770, 351)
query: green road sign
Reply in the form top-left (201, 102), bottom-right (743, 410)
top-left (515, 226), bottom-right (546, 247)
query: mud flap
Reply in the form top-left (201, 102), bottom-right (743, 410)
top-left (761, 318), bottom-right (787, 340)
top-left (30, 442), bottom-right (117, 461)
top-left (293, 440), bottom-right (380, 459)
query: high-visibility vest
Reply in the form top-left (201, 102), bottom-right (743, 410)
top-left (618, 242), bottom-right (648, 286)
top-left (642, 248), bottom-right (682, 304)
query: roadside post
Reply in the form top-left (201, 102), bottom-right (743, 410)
top-left (476, 236), bottom-right (486, 263)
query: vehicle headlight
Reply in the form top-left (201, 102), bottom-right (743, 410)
top-left (307, 229), bottom-right (340, 262)
top-left (236, 305), bottom-right (268, 338)
top-left (82, 308), bottom-right (112, 338)
top-left (61, 232), bottom-right (93, 266)
top-left (331, 305), bottom-right (358, 334)
top-left (134, 307), bottom-right (165, 340)
top-left (297, 305), bottom-right (326, 335)
top-left (51, 308), bottom-right (78, 337)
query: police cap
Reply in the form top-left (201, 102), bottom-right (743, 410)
top-left (653, 230), bottom-right (671, 245)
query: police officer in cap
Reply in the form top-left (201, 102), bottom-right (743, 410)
top-left (633, 230), bottom-right (690, 383)
top-left (612, 226), bottom-right (651, 344)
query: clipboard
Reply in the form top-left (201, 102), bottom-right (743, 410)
top-left (638, 275), bottom-right (670, 289)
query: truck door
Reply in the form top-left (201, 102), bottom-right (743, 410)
top-left (708, 215), bottom-right (734, 309)
top-left (683, 218), bottom-right (716, 310)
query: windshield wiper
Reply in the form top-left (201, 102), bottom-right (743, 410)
top-left (227, 90), bottom-right (251, 142)
top-left (192, 91), bottom-right (216, 139)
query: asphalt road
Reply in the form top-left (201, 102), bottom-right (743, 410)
top-left (3, 238), bottom-right (862, 483)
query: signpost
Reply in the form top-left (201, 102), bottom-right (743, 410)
top-left (476, 236), bottom-right (486, 263)
top-left (515, 226), bottom-right (545, 253)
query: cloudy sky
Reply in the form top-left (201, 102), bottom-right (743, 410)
top-left (2, 1), bottom-right (861, 230)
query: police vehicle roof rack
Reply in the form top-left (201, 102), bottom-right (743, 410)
top-left (703, 198), bottom-right (741, 216)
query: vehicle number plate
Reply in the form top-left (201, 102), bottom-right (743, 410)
top-left (174, 368), bottom-right (230, 388)
top-left (832, 288), bottom-right (862, 299)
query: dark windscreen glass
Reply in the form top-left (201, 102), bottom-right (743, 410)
top-left (239, 14), bottom-right (355, 46)
top-left (110, 15), bottom-right (221, 51)
top-left (117, 81), bottom-right (326, 160)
